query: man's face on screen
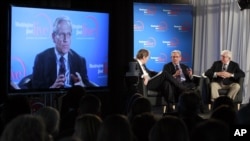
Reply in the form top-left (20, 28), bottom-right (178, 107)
top-left (53, 20), bottom-right (72, 55)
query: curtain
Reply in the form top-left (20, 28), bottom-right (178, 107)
top-left (189, 0), bottom-right (250, 104)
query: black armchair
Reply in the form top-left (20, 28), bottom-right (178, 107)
top-left (203, 75), bottom-right (244, 109)
top-left (142, 75), bottom-right (204, 106)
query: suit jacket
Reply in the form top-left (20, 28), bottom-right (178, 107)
top-left (204, 60), bottom-right (245, 85)
top-left (133, 60), bottom-right (158, 93)
top-left (32, 47), bottom-right (93, 89)
top-left (163, 62), bottom-right (193, 83)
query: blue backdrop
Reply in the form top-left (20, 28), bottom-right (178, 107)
top-left (134, 3), bottom-right (193, 72)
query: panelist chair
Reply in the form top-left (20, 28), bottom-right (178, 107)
top-left (142, 74), bottom-right (204, 113)
top-left (203, 74), bottom-right (244, 110)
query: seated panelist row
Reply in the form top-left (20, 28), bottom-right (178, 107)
top-left (133, 49), bottom-right (245, 106)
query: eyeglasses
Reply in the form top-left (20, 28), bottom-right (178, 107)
top-left (56, 32), bottom-right (72, 39)
top-left (172, 56), bottom-right (180, 58)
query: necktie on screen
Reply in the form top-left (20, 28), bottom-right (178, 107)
top-left (59, 56), bottom-right (66, 75)
top-left (175, 65), bottom-right (181, 82)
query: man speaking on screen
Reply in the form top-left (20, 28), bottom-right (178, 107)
top-left (32, 16), bottom-right (94, 88)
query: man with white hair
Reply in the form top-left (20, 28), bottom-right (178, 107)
top-left (205, 50), bottom-right (245, 101)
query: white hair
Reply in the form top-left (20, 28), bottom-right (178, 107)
top-left (221, 50), bottom-right (232, 60)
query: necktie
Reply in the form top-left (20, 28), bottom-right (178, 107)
top-left (222, 64), bottom-right (227, 71)
top-left (175, 65), bottom-right (181, 82)
top-left (221, 64), bottom-right (227, 85)
top-left (59, 56), bottom-right (66, 75)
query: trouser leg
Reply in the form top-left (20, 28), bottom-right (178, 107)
top-left (227, 83), bottom-right (240, 100)
top-left (210, 82), bottom-right (221, 101)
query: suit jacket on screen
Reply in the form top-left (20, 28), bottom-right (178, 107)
top-left (32, 47), bottom-right (93, 89)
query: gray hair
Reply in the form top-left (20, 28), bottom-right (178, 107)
top-left (52, 16), bottom-right (72, 33)
top-left (221, 50), bottom-right (232, 60)
top-left (171, 50), bottom-right (182, 56)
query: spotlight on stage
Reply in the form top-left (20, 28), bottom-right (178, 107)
top-left (238, 0), bottom-right (250, 10)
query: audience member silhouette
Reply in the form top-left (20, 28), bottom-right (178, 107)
top-left (97, 114), bottom-right (134, 141)
top-left (0, 95), bottom-right (31, 135)
top-left (237, 101), bottom-right (250, 125)
top-left (0, 114), bottom-right (51, 141)
top-left (191, 119), bottom-right (230, 141)
top-left (164, 90), bottom-right (205, 136)
top-left (212, 96), bottom-right (235, 111)
top-left (149, 115), bottom-right (189, 141)
top-left (35, 106), bottom-right (60, 139)
top-left (73, 114), bottom-right (102, 141)
top-left (78, 94), bottom-right (102, 117)
top-left (210, 105), bottom-right (238, 127)
top-left (126, 93), bottom-right (143, 114)
top-left (131, 112), bottom-right (157, 141)
top-left (59, 86), bottom-right (86, 140)
top-left (127, 96), bottom-right (152, 123)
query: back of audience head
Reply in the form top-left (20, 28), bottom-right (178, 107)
top-left (191, 119), bottom-right (229, 141)
top-left (0, 114), bottom-right (49, 141)
top-left (61, 85), bottom-right (86, 115)
top-left (126, 93), bottom-right (143, 115)
top-left (149, 115), bottom-right (189, 141)
top-left (128, 97), bottom-right (152, 122)
top-left (212, 96), bottom-right (234, 111)
top-left (237, 102), bottom-right (250, 125)
top-left (97, 114), bottom-right (134, 141)
top-left (1, 95), bottom-right (31, 127)
top-left (35, 106), bottom-right (60, 137)
top-left (73, 114), bottom-right (102, 141)
top-left (132, 112), bottom-right (157, 141)
top-left (78, 94), bottom-right (101, 116)
top-left (59, 85), bottom-right (86, 133)
top-left (177, 90), bottom-right (200, 116)
top-left (210, 105), bottom-right (238, 126)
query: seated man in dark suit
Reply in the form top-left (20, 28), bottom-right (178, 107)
top-left (32, 16), bottom-right (94, 89)
top-left (163, 50), bottom-right (197, 107)
top-left (204, 50), bottom-right (245, 101)
top-left (134, 49), bottom-right (187, 112)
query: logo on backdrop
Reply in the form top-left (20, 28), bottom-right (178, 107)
top-left (151, 53), bottom-right (168, 63)
top-left (174, 22), bottom-right (192, 32)
top-left (150, 21), bottom-right (168, 31)
top-left (162, 37), bottom-right (179, 47)
top-left (11, 57), bottom-right (26, 83)
top-left (15, 13), bottom-right (52, 39)
top-left (73, 16), bottom-right (99, 39)
top-left (181, 52), bottom-right (192, 63)
top-left (134, 20), bottom-right (144, 31)
top-left (138, 5), bottom-right (157, 15)
top-left (163, 6), bottom-right (181, 16)
top-left (138, 37), bottom-right (156, 47)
